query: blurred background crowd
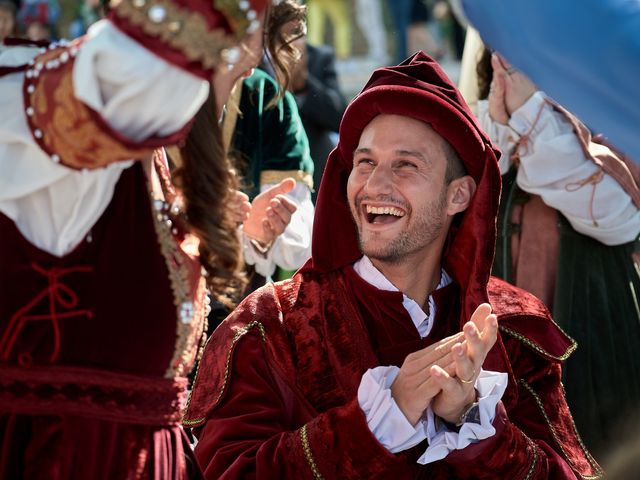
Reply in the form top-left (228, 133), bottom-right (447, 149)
top-left (0, 0), bottom-right (463, 96)
top-left (2, 0), bottom-right (638, 474)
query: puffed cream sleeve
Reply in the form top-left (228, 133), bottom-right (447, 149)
top-left (0, 20), bottom-right (209, 256)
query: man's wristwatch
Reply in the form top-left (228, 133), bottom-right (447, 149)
top-left (455, 401), bottom-right (481, 427)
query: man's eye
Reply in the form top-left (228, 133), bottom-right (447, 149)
top-left (356, 158), bottom-right (374, 166)
top-left (397, 161), bottom-right (417, 169)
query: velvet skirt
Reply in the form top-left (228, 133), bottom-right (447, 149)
top-left (554, 220), bottom-right (640, 457)
top-left (0, 413), bottom-right (201, 479)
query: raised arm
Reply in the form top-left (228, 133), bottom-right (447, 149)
top-left (478, 56), bottom-right (640, 245)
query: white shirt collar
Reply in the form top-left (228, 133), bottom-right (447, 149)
top-left (353, 256), bottom-right (452, 338)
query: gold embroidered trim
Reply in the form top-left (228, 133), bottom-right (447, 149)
top-left (523, 436), bottom-right (539, 480)
top-left (145, 153), bottom-right (208, 379)
top-left (182, 320), bottom-right (266, 426)
top-left (518, 379), bottom-right (604, 479)
top-left (26, 46), bottom-right (154, 169)
top-left (112, 0), bottom-right (236, 72)
top-left (214, 0), bottom-right (252, 40)
top-left (260, 169), bottom-right (314, 190)
top-left (499, 325), bottom-right (577, 361)
top-left (166, 277), bottom-right (208, 378)
top-left (300, 424), bottom-right (323, 480)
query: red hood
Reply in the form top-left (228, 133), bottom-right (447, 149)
top-left (303, 52), bottom-right (502, 328)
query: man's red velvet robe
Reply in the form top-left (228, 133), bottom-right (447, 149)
top-left (185, 267), bottom-right (602, 479)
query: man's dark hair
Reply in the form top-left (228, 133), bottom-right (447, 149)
top-left (443, 140), bottom-right (466, 184)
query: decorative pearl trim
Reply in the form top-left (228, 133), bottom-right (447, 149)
top-left (23, 43), bottom-right (81, 166)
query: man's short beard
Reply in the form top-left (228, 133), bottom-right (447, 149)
top-left (355, 185), bottom-right (448, 264)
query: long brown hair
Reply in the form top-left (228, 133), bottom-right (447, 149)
top-left (476, 46), bottom-right (493, 101)
top-left (265, 0), bottom-right (307, 95)
top-left (175, 89), bottom-right (245, 306)
top-left (174, 2), bottom-right (305, 305)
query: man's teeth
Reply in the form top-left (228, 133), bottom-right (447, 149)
top-left (365, 205), bottom-right (405, 217)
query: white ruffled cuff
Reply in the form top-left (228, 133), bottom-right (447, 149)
top-left (418, 369), bottom-right (508, 464)
top-left (357, 366), bottom-right (428, 453)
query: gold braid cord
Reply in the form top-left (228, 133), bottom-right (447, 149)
top-left (300, 424), bottom-right (323, 480)
top-left (523, 436), bottom-right (539, 480)
top-left (518, 379), bottom-right (604, 479)
top-left (182, 321), bottom-right (267, 426)
top-left (499, 325), bottom-right (577, 362)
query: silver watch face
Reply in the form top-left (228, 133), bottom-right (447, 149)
top-left (458, 403), bottom-right (481, 426)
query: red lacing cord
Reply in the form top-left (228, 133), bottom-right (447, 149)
top-left (511, 98), bottom-right (605, 227)
top-left (0, 263), bottom-right (94, 365)
top-left (510, 100), bottom-right (547, 166)
top-left (565, 169), bottom-right (605, 227)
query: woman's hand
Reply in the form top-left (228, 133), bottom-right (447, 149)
top-left (489, 54), bottom-right (537, 124)
top-left (243, 178), bottom-right (298, 246)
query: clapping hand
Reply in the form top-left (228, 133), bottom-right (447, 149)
top-left (391, 332), bottom-right (464, 426)
top-left (430, 303), bottom-right (498, 424)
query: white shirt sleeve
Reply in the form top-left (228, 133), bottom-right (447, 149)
top-left (478, 94), bottom-right (640, 245)
top-left (358, 366), bottom-right (428, 452)
top-left (357, 366), bottom-right (507, 459)
top-left (242, 182), bottom-right (314, 277)
top-left (0, 20), bottom-right (209, 257)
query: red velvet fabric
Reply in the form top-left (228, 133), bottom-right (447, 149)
top-left (186, 54), bottom-right (602, 478)
top-left (0, 164), bottom-right (202, 479)
top-left (187, 272), bottom-right (601, 478)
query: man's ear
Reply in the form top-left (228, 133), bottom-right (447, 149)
top-left (446, 175), bottom-right (476, 215)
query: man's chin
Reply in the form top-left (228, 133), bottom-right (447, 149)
top-left (360, 243), bottom-right (402, 264)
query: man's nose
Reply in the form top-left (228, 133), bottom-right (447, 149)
top-left (364, 164), bottom-right (393, 195)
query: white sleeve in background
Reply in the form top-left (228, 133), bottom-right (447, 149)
top-left (477, 100), bottom-right (517, 175)
top-left (0, 20), bottom-right (209, 258)
top-left (479, 93), bottom-right (640, 245)
top-left (242, 182), bottom-right (314, 277)
top-left (357, 366), bottom-right (507, 461)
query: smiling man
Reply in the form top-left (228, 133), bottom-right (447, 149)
top-left (185, 53), bottom-right (603, 479)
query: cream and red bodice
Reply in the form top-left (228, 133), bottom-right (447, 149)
top-left (0, 156), bottom-right (208, 425)
top-left (0, 34), bottom-right (208, 427)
